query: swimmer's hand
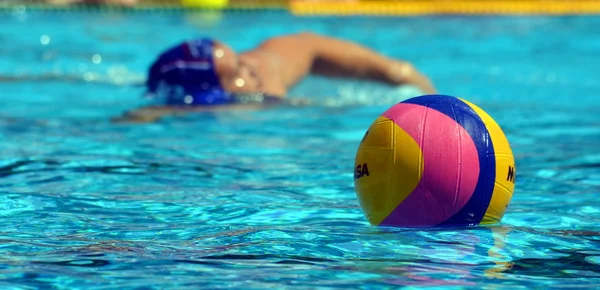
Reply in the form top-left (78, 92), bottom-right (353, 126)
top-left (387, 61), bottom-right (437, 95)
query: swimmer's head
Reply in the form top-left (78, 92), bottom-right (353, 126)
top-left (146, 38), bottom-right (261, 106)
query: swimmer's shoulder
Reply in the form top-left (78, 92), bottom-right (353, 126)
top-left (256, 35), bottom-right (316, 88)
top-left (242, 48), bottom-right (282, 68)
top-left (240, 49), bottom-right (288, 97)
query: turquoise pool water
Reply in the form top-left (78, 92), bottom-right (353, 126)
top-left (1, 8), bottom-right (599, 288)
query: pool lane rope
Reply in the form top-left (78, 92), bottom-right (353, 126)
top-left (1, 1), bottom-right (599, 15)
top-left (290, 0), bottom-right (600, 15)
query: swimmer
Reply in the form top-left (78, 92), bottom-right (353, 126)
top-left (116, 32), bottom-right (437, 122)
top-left (45, 0), bottom-right (137, 6)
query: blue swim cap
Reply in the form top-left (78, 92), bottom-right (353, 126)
top-left (146, 38), bottom-right (235, 106)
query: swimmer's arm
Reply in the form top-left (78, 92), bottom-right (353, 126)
top-left (111, 106), bottom-right (187, 123)
top-left (259, 32), bottom-right (436, 94)
top-left (111, 102), bottom-right (289, 123)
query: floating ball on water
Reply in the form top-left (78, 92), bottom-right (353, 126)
top-left (181, 0), bottom-right (229, 9)
top-left (354, 94), bottom-right (516, 228)
top-left (185, 11), bottom-right (225, 28)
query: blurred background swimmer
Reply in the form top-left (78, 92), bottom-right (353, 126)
top-left (116, 32), bottom-right (437, 122)
top-left (45, 0), bottom-right (138, 5)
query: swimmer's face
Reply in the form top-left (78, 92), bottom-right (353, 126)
top-left (212, 42), bottom-right (261, 94)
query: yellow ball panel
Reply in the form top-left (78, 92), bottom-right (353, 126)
top-left (459, 99), bottom-right (516, 224)
top-left (354, 116), bottom-right (423, 225)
